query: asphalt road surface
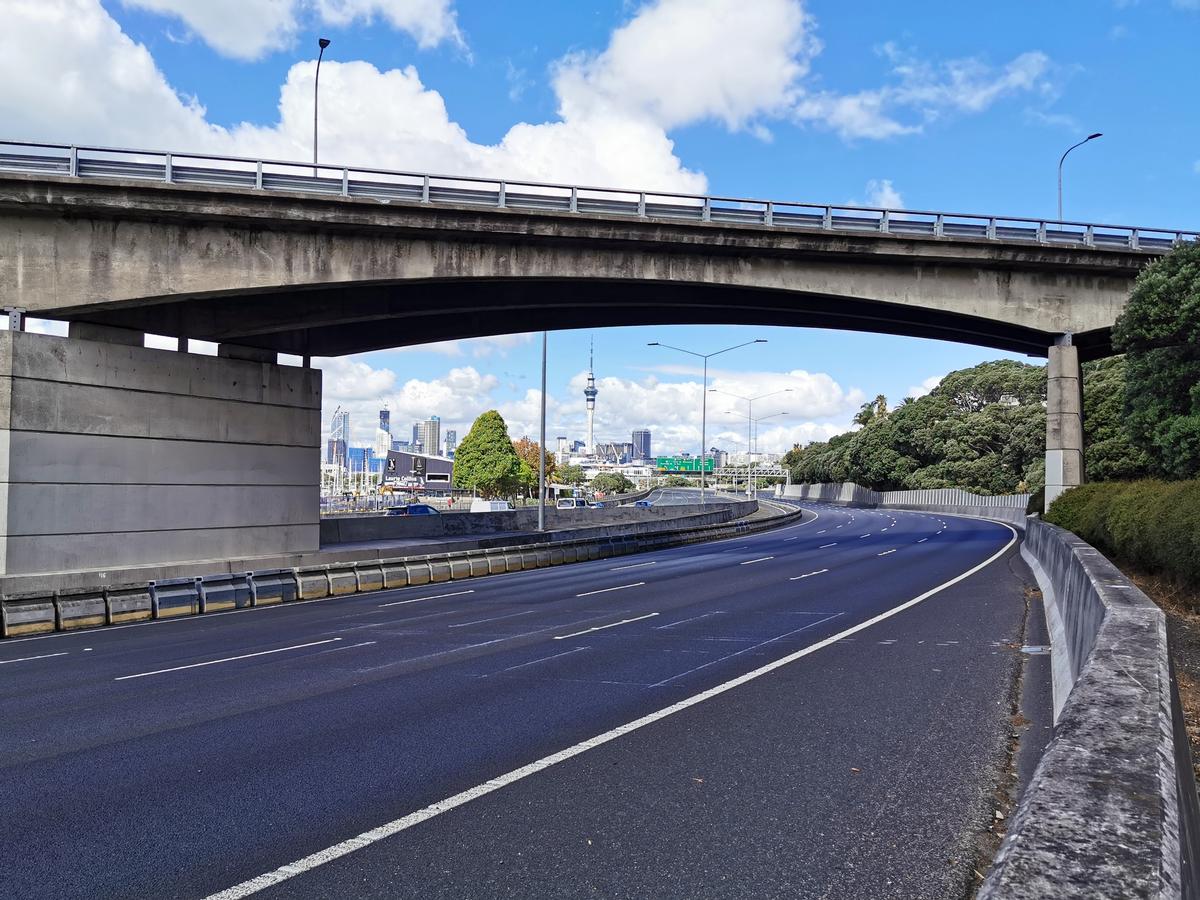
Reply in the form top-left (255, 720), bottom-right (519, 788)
top-left (0, 502), bottom-right (1044, 899)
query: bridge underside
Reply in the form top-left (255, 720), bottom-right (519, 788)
top-left (54, 278), bottom-right (1107, 360)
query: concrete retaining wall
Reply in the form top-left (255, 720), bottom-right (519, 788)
top-left (980, 517), bottom-right (1200, 899)
top-left (0, 330), bottom-right (321, 576)
top-left (778, 482), bottom-right (1029, 525)
top-left (319, 500), bottom-right (743, 544)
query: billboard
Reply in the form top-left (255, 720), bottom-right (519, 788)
top-left (655, 456), bottom-right (715, 473)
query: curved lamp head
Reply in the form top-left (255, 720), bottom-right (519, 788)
top-left (1087, 132), bottom-right (1102, 140)
top-left (318, 38), bottom-right (331, 50)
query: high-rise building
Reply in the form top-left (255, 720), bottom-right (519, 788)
top-left (556, 436), bottom-right (569, 460)
top-left (328, 407), bottom-right (350, 468)
top-left (632, 429), bottom-right (651, 461)
top-left (379, 407), bottom-right (390, 434)
top-left (444, 429), bottom-right (457, 456)
top-left (584, 338), bottom-right (598, 455)
top-left (417, 416), bottom-right (441, 458)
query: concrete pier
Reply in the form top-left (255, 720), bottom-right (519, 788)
top-left (0, 330), bottom-right (320, 575)
top-left (1045, 335), bottom-right (1085, 510)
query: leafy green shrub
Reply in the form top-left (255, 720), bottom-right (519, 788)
top-left (1046, 480), bottom-right (1200, 589)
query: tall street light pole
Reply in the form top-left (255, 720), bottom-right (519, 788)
top-left (711, 388), bottom-right (792, 497)
top-left (1058, 132), bottom-right (1102, 222)
top-left (314, 38), bottom-right (331, 176)
top-left (538, 331), bottom-right (548, 532)
top-left (648, 338), bottom-right (766, 503)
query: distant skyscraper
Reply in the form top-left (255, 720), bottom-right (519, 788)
top-left (632, 429), bottom-right (651, 460)
top-left (584, 338), bottom-right (598, 455)
top-left (379, 407), bottom-right (390, 434)
top-left (444, 429), bottom-right (457, 456)
top-left (556, 436), bottom-right (569, 460)
top-left (328, 407), bottom-right (350, 468)
top-left (417, 416), bottom-right (441, 458)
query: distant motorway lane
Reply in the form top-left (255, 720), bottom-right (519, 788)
top-left (0, 503), bottom-right (1042, 899)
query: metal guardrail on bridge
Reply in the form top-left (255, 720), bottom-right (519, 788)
top-left (1, 139), bottom-right (1196, 253)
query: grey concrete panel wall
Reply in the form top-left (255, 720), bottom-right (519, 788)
top-left (0, 331), bottom-right (320, 575)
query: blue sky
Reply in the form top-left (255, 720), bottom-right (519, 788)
top-left (5, 0), bottom-right (1198, 455)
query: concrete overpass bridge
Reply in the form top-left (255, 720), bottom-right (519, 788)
top-left (0, 140), bottom-right (1195, 576)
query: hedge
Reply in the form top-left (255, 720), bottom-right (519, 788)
top-left (1045, 480), bottom-right (1200, 589)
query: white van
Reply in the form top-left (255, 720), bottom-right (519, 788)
top-left (470, 498), bottom-right (513, 512)
top-left (556, 497), bottom-right (589, 510)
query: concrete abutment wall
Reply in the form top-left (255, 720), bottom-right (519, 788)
top-left (0, 330), bottom-right (320, 575)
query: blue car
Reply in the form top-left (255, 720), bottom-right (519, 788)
top-left (386, 504), bottom-right (439, 516)
top-left (633, 499), bottom-right (653, 508)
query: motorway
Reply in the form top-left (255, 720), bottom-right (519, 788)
top-left (0, 503), bottom-right (1046, 899)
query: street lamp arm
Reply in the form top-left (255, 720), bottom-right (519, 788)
top-left (646, 342), bottom-right (704, 359)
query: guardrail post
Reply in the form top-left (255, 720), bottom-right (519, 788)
top-left (822, 206), bottom-right (832, 230)
top-left (934, 214), bottom-right (944, 237)
top-left (569, 186), bottom-right (578, 213)
top-left (164, 153), bottom-right (173, 184)
top-left (341, 168), bottom-right (349, 197)
top-left (764, 202), bottom-right (773, 226)
top-left (1130, 229), bottom-right (1140, 250)
top-left (255, 160), bottom-right (263, 189)
top-left (69, 146), bottom-right (78, 177)
top-left (986, 218), bottom-right (996, 239)
top-left (497, 181), bottom-right (507, 208)
top-left (421, 175), bottom-right (430, 203)
top-left (638, 192), bottom-right (646, 218)
top-left (1175, 232), bottom-right (1185, 247)
top-left (702, 197), bottom-right (711, 222)
top-left (1085, 225), bottom-right (1095, 247)
top-left (1037, 221), bottom-right (1047, 243)
top-left (879, 210), bottom-right (890, 234)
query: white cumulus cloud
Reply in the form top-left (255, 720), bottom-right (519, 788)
top-left (121, 0), bottom-right (463, 60)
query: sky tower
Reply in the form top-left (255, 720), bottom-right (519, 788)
top-left (584, 337), bottom-right (598, 455)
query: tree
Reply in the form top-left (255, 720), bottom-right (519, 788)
top-left (555, 464), bottom-right (586, 486)
top-left (663, 475), bottom-right (695, 487)
top-left (591, 472), bottom-right (635, 495)
top-left (452, 410), bottom-right (523, 499)
top-left (512, 436), bottom-right (556, 498)
top-left (1081, 356), bottom-right (1152, 481)
top-left (1112, 242), bottom-right (1200, 479)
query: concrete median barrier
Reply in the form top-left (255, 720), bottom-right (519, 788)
top-left (354, 564), bottom-right (384, 594)
top-left (327, 566), bottom-right (358, 597)
top-left (405, 561), bottom-right (432, 587)
top-left (427, 558), bottom-right (452, 583)
top-left (54, 589), bottom-right (107, 630)
top-left (106, 585), bottom-right (153, 624)
top-left (1, 593), bottom-right (56, 637)
top-left (381, 562), bottom-right (409, 589)
top-left (198, 574), bottom-right (252, 613)
top-left (447, 557), bottom-right (471, 580)
top-left (248, 570), bottom-right (298, 606)
top-left (150, 578), bottom-right (201, 618)
top-left (296, 567), bottom-right (331, 600)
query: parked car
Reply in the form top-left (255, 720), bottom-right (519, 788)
top-left (386, 503), bottom-right (439, 516)
top-left (470, 498), bottom-right (514, 512)
top-left (556, 497), bottom-right (590, 509)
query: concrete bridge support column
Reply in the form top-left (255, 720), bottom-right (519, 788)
top-left (0, 330), bottom-right (321, 576)
top-left (1045, 334), bottom-right (1085, 511)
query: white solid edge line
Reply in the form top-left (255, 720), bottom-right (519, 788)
top-left (114, 638), bottom-right (342, 681)
top-left (379, 590), bottom-right (475, 608)
top-left (0, 651), bottom-right (70, 665)
top-left (552, 611), bottom-right (659, 640)
top-left (201, 520), bottom-right (1017, 900)
top-left (575, 581), bottom-right (645, 598)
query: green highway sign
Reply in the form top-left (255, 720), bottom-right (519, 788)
top-left (655, 456), bottom-right (714, 473)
